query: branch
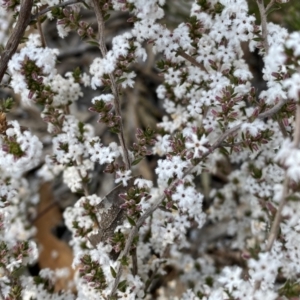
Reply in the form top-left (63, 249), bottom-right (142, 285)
top-left (256, 0), bottom-right (290, 142)
top-left (257, 98), bottom-right (286, 119)
top-left (0, 0), bottom-right (33, 83)
top-left (176, 50), bottom-right (207, 73)
top-left (266, 104), bottom-right (300, 251)
top-left (265, 175), bottom-right (289, 251)
top-left (36, 13), bottom-right (46, 48)
top-left (265, 0), bottom-right (276, 12)
top-left (92, 0), bottom-right (131, 170)
top-left (293, 104), bottom-right (300, 147)
top-left (31, 0), bottom-right (83, 20)
top-left (256, 0), bottom-right (269, 53)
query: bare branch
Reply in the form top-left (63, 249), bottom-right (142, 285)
top-left (266, 103), bottom-right (300, 251)
top-left (265, 175), bottom-right (289, 251)
top-left (256, 0), bottom-right (269, 53)
top-left (265, 0), bottom-right (276, 12)
top-left (0, 0), bottom-right (33, 83)
top-left (177, 50), bottom-right (207, 73)
top-left (92, 0), bottom-right (131, 170)
top-left (31, 0), bottom-right (83, 20)
top-left (293, 104), bottom-right (300, 147)
top-left (36, 14), bottom-right (47, 48)
top-left (256, 0), bottom-right (290, 144)
top-left (258, 98), bottom-right (286, 119)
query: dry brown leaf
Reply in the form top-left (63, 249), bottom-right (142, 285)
top-left (35, 182), bottom-right (75, 292)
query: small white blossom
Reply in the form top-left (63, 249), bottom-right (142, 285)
top-left (115, 170), bottom-right (132, 186)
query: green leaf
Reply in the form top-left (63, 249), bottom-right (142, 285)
top-left (214, 2), bottom-right (225, 13)
top-left (104, 13), bottom-right (111, 21)
top-left (127, 216), bottom-right (136, 226)
top-left (72, 66), bottom-right (81, 82)
top-left (51, 6), bottom-right (63, 18)
top-left (116, 77), bottom-right (126, 84)
top-left (110, 266), bottom-right (117, 278)
top-left (87, 40), bottom-right (100, 47)
top-left (110, 127), bottom-right (120, 134)
top-left (156, 60), bottom-right (165, 70)
top-left (81, 1), bottom-right (90, 9)
top-left (1, 97), bottom-right (14, 112)
top-left (219, 146), bottom-right (229, 156)
top-left (118, 280), bottom-right (127, 292)
top-left (39, 15), bottom-right (47, 23)
top-left (241, 131), bottom-right (245, 140)
top-left (120, 255), bottom-right (129, 266)
top-left (266, 4), bottom-right (281, 16)
top-left (133, 235), bottom-right (139, 244)
top-left (78, 121), bottom-right (85, 135)
top-left (132, 157), bottom-right (143, 166)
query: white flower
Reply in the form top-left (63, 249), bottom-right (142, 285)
top-left (87, 138), bottom-right (120, 165)
top-left (248, 252), bottom-right (280, 284)
top-left (181, 289), bottom-right (198, 300)
top-left (115, 170), bottom-right (132, 186)
top-left (134, 178), bottom-right (153, 189)
top-left (286, 31), bottom-right (300, 56)
top-left (155, 156), bottom-right (189, 183)
top-left (283, 72), bottom-right (300, 100)
top-left (92, 94), bottom-right (114, 104)
top-left (276, 139), bottom-right (300, 182)
top-left (185, 134), bottom-right (209, 158)
top-left (164, 67), bottom-right (182, 85)
top-left (6, 259), bottom-right (22, 272)
top-left (218, 266), bottom-right (243, 292)
top-left (241, 120), bottom-right (265, 137)
top-left (120, 71), bottom-right (136, 89)
top-left (8, 34), bottom-right (59, 105)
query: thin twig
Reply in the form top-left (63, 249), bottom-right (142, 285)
top-left (277, 118), bottom-right (289, 138)
top-left (265, 175), bottom-right (289, 251)
top-left (31, 0), bottom-right (83, 20)
top-left (37, 15), bottom-right (47, 48)
top-left (176, 50), bottom-right (207, 73)
top-left (258, 99), bottom-right (286, 119)
top-left (92, 0), bottom-right (131, 171)
top-left (30, 200), bottom-right (59, 224)
top-left (144, 265), bottom-right (159, 293)
top-left (255, 0), bottom-right (297, 253)
top-left (0, 286), bottom-right (4, 300)
top-left (293, 104), bottom-right (300, 147)
top-left (266, 104), bottom-right (300, 251)
top-left (265, 0), bottom-right (276, 12)
top-left (131, 247), bottom-right (138, 276)
top-left (256, 0), bottom-right (289, 139)
top-left (0, 0), bottom-right (33, 83)
top-left (256, 0), bottom-right (269, 53)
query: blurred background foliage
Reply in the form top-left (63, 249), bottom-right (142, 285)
top-left (247, 0), bottom-right (300, 31)
top-left (164, 0), bottom-right (300, 32)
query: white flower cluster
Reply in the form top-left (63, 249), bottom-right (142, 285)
top-left (0, 120), bottom-right (43, 175)
top-left (0, 171), bottom-right (40, 298)
top-left (45, 72), bottom-right (83, 107)
top-left (40, 115), bottom-right (95, 192)
top-left (2, 0), bottom-right (300, 299)
top-left (276, 139), bottom-right (300, 182)
top-left (8, 34), bottom-right (59, 106)
top-left (90, 32), bottom-right (146, 89)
